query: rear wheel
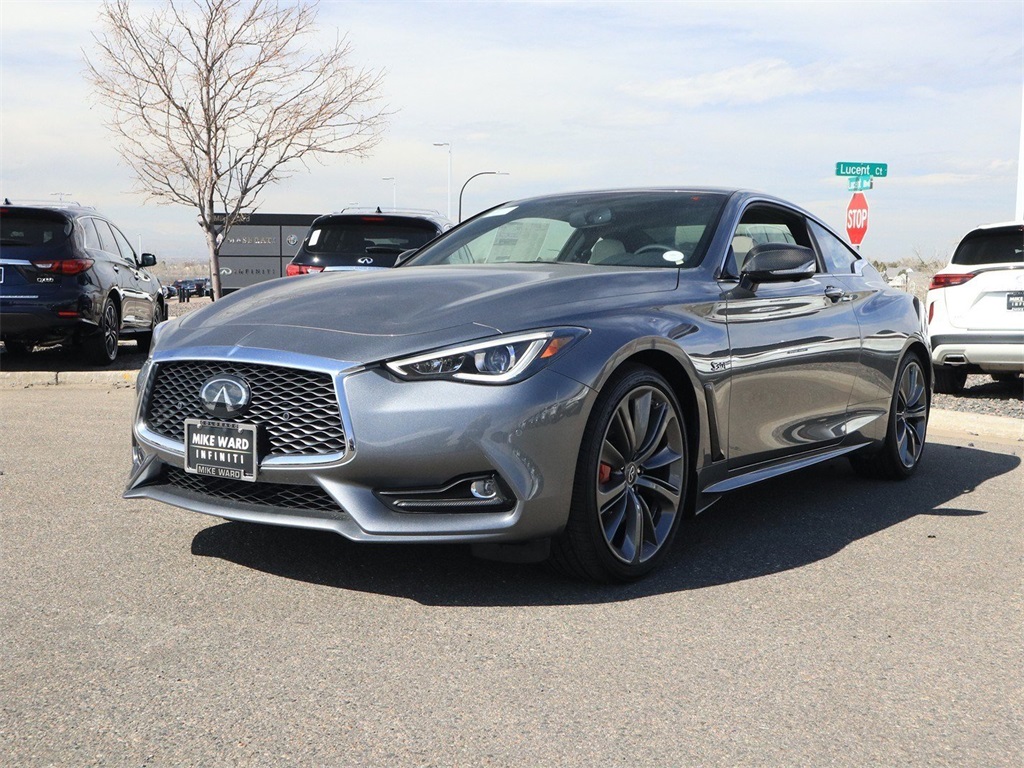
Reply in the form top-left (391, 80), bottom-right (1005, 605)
top-left (2, 340), bottom-right (32, 356)
top-left (551, 366), bottom-right (689, 582)
top-left (851, 353), bottom-right (929, 480)
top-left (933, 364), bottom-right (966, 394)
top-left (991, 372), bottom-right (1021, 384)
top-left (82, 298), bottom-right (120, 365)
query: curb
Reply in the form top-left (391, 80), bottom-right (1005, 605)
top-left (0, 370), bottom-right (138, 389)
top-left (928, 408), bottom-right (1023, 446)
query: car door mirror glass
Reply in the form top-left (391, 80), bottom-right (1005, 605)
top-left (140, 253), bottom-right (157, 267)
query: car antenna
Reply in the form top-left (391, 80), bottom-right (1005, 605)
top-left (376, 206), bottom-right (382, 214)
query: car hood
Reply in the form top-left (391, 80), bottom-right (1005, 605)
top-left (156, 264), bottom-right (678, 363)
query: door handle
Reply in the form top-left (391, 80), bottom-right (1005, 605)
top-left (824, 285), bottom-right (848, 303)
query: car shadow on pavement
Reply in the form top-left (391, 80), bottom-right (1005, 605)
top-left (190, 442), bottom-right (1019, 606)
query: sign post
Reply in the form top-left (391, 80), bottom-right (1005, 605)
top-left (846, 192), bottom-right (869, 247)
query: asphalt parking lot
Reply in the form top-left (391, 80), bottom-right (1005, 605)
top-left (0, 382), bottom-right (1020, 766)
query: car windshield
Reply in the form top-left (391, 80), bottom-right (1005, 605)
top-left (0, 210), bottom-right (71, 247)
top-left (407, 191), bottom-right (728, 269)
top-left (952, 227), bottom-right (1024, 266)
top-left (304, 218), bottom-right (439, 255)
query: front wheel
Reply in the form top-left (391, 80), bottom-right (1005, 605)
top-left (850, 353), bottom-right (929, 480)
top-left (551, 366), bottom-right (689, 582)
top-left (136, 301), bottom-right (165, 353)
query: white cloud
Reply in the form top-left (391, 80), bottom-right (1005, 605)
top-left (630, 59), bottom-right (847, 108)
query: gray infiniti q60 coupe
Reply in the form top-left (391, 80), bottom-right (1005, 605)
top-left (125, 189), bottom-right (930, 581)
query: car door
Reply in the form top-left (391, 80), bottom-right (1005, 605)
top-left (721, 204), bottom-right (863, 468)
top-left (109, 222), bottom-right (159, 328)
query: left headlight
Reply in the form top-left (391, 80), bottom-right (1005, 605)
top-left (385, 327), bottom-right (588, 384)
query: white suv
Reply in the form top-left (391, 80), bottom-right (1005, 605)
top-left (926, 221), bottom-right (1024, 393)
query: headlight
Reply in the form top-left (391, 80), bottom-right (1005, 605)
top-left (385, 328), bottom-right (588, 384)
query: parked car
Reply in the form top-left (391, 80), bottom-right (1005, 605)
top-left (126, 188), bottom-right (930, 582)
top-left (172, 278), bottom-right (204, 298)
top-left (285, 208), bottom-right (451, 275)
top-left (0, 201), bottom-right (165, 363)
top-left (926, 221), bottom-right (1024, 393)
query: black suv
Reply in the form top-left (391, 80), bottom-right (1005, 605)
top-left (0, 202), bottom-right (166, 364)
top-left (286, 208), bottom-right (452, 275)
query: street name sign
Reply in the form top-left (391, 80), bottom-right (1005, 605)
top-left (848, 175), bottom-right (873, 192)
top-left (836, 162), bottom-right (888, 178)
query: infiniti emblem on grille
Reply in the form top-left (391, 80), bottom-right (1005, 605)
top-left (199, 375), bottom-right (251, 418)
top-left (357, 257), bottom-right (374, 265)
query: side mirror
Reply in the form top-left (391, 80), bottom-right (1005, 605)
top-left (394, 248), bottom-right (419, 267)
top-left (140, 252), bottom-right (157, 267)
top-left (740, 243), bottom-right (816, 286)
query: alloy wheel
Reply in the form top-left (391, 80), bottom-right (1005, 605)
top-left (596, 385), bottom-right (686, 564)
top-left (102, 302), bottom-right (119, 359)
top-left (895, 359), bottom-right (927, 469)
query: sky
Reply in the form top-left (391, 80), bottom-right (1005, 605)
top-left (1, 0), bottom-right (1022, 264)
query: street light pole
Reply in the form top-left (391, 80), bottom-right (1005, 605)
top-left (433, 142), bottom-right (452, 219)
top-left (382, 177), bottom-right (396, 210)
top-left (458, 171), bottom-right (509, 222)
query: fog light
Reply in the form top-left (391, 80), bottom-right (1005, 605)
top-left (470, 478), bottom-right (498, 500)
top-left (376, 474), bottom-right (514, 514)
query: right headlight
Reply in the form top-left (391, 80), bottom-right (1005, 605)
top-left (385, 327), bottom-right (588, 384)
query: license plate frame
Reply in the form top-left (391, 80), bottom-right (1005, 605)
top-left (184, 419), bottom-right (259, 482)
top-left (1008, 291), bottom-right (1024, 311)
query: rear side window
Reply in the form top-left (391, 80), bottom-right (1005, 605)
top-left (92, 218), bottom-right (119, 255)
top-left (305, 218), bottom-right (439, 255)
top-left (952, 227), bottom-right (1024, 266)
top-left (0, 211), bottom-right (71, 246)
top-left (79, 218), bottom-right (102, 250)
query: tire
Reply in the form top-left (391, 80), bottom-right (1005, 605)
top-left (82, 298), bottom-right (120, 365)
top-left (2, 339), bottom-right (32, 356)
top-left (850, 353), bottom-right (929, 480)
top-left (933, 364), bottom-right (966, 395)
top-left (136, 301), bottom-right (165, 353)
top-left (551, 366), bottom-right (689, 582)
top-left (991, 372), bottom-right (1021, 384)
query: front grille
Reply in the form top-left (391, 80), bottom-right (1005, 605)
top-left (145, 361), bottom-right (346, 457)
top-left (166, 467), bottom-right (341, 512)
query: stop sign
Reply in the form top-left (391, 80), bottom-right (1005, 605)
top-left (846, 192), bottom-right (869, 246)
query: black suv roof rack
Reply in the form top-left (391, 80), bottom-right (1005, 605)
top-left (1, 198), bottom-right (93, 210)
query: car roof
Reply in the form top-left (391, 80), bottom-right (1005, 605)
top-left (967, 220), bottom-right (1024, 231)
top-left (313, 208), bottom-right (452, 229)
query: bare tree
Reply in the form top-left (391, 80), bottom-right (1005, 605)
top-left (86, 0), bottom-right (387, 297)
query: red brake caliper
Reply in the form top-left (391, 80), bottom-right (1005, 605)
top-left (598, 463), bottom-right (612, 484)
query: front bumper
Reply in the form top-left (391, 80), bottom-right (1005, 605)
top-left (125, 350), bottom-right (595, 543)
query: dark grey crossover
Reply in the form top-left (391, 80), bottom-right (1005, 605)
top-left (125, 189), bottom-right (930, 581)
